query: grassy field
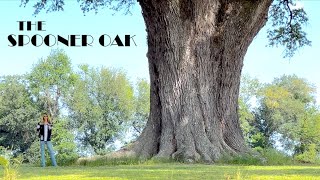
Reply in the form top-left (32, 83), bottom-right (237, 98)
top-left (1, 163), bottom-right (320, 180)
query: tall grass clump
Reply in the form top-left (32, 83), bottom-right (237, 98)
top-left (224, 169), bottom-right (248, 180)
top-left (0, 147), bottom-right (23, 180)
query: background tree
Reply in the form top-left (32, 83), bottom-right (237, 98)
top-left (22, 0), bottom-right (311, 162)
top-left (254, 75), bottom-right (317, 150)
top-left (28, 49), bottom-right (76, 120)
top-left (131, 79), bottom-right (150, 138)
top-left (67, 65), bottom-right (134, 155)
top-left (0, 75), bottom-right (40, 154)
top-left (239, 74), bottom-right (261, 106)
top-left (237, 74), bottom-right (320, 163)
top-left (238, 75), bottom-right (262, 146)
top-left (294, 108), bottom-right (320, 163)
top-left (50, 118), bottom-right (79, 166)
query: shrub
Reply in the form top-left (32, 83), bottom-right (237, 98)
top-left (259, 148), bottom-right (294, 165)
top-left (217, 153), bottom-right (263, 165)
top-left (295, 144), bottom-right (319, 164)
top-left (217, 148), bottom-right (294, 165)
top-left (23, 140), bottom-right (41, 165)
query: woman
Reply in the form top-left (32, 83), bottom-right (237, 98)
top-left (36, 113), bottom-right (57, 167)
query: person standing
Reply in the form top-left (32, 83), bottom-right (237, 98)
top-left (36, 113), bottom-right (57, 167)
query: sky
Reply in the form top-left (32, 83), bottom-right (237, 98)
top-left (0, 0), bottom-right (319, 103)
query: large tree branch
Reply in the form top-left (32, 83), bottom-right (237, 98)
top-left (283, 0), bottom-right (293, 25)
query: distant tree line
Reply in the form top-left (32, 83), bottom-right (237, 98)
top-left (0, 49), bottom-right (149, 165)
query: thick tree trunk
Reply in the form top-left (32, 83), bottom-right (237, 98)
top-left (131, 0), bottom-right (273, 162)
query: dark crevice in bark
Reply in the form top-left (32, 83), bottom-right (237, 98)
top-left (197, 91), bottom-right (209, 140)
top-left (153, 62), bottom-right (162, 154)
top-left (216, 1), bottom-right (229, 25)
top-left (216, 45), bottom-right (226, 135)
top-left (179, 0), bottom-right (195, 22)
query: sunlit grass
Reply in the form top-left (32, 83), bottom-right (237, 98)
top-left (1, 164), bottom-right (320, 180)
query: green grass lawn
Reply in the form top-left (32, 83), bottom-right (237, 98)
top-left (1, 163), bottom-right (320, 180)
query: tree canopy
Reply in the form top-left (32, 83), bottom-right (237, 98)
top-left (21, 0), bottom-right (311, 58)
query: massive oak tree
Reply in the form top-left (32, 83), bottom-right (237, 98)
top-left (21, 0), bottom-right (310, 162)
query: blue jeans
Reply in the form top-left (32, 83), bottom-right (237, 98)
top-left (40, 141), bottom-right (57, 167)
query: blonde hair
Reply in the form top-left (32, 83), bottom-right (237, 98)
top-left (42, 113), bottom-right (51, 123)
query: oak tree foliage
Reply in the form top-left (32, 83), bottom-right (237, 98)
top-left (21, 0), bottom-right (311, 57)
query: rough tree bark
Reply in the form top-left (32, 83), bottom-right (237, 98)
top-left (129, 0), bottom-right (273, 162)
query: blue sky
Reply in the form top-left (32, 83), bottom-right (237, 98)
top-left (0, 0), bottom-right (319, 103)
